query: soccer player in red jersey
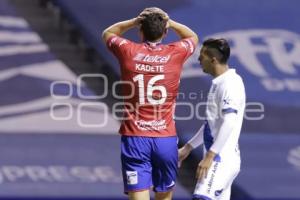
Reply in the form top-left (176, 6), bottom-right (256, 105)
top-left (102, 7), bottom-right (198, 200)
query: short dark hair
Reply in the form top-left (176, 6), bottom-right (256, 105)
top-left (202, 38), bottom-right (230, 64)
top-left (140, 13), bottom-right (167, 42)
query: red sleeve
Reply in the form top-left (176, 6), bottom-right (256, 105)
top-left (106, 35), bottom-right (132, 58)
top-left (173, 37), bottom-right (196, 61)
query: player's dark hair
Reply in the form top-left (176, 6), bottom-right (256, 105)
top-left (202, 38), bottom-right (230, 64)
top-left (140, 13), bottom-right (167, 42)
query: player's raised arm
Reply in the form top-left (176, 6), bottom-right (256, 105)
top-left (168, 19), bottom-right (199, 45)
top-left (101, 18), bottom-right (139, 43)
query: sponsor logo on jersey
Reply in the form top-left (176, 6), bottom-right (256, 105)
top-left (166, 180), bottom-right (175, 188)
top-left (109, 37), bottom-right (118, 47)
top-left (223, 99), bottom-right (231, 105)
top-left (215, 189), bottom-right (223, 196)
top-left (211, 84), bottom-right (217, 93)
top-left (126, 171), bottom-right (138, 185)
top-left (133, 53), bottom-right (170, 63)
top-left (207, 162), bottom-right (219, 194)
top-left (135, 120), bottom-right (166, 131)
top-left (119, 39), bottom-right (128, 47)
top-left (180, 39), bottom-right (194, 53)
top-left (180, 41), bottom-right (188, 50)
top-left (186, 39), bottom-right (194, 53)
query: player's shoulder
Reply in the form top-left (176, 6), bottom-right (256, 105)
top-left (218, 70), bottom-right (244, 92)
top-left (107, 35), bottom-right (135, 48)
top-left (232, 72), bottom-right (245, 91)
top-left (225, 69), bottom-right (244, 84)
top-left (167, 39), bottom-right (194, 51)
top-left (223, 82), bottom-right (243, 97)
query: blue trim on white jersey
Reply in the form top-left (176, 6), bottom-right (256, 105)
top-left (192, 194), bottom-right (212, 200)
top-left (214, 154), bottom-right (221, 162)
top-left (222, 108), bottom-right (238, 114)
top-left (215, 189), bottom-right (224, 196)
top-left (203, 120), bottom-right (213, 151)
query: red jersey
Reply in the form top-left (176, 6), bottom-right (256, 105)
top-left (107, 36), bottom-right (195, 137)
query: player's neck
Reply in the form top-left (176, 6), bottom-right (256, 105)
top-left (145, 37), bottom-right (163, 46)
top-left (212, 64), bottom-right (229, 78)
top-left (145, 40), bottom-right (162, 46)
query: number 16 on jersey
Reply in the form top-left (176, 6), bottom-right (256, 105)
top-left (133, 74), bottom-right (167, 105)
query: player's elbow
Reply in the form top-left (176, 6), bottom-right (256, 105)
top-left (102, 28), bottom-right (117, 43)
top-left (101, 29), bottom-right (108, 42)
top-left (187, 31), bottom-right (198, 46)
top-left (192, 34), bottom-right (199, 46)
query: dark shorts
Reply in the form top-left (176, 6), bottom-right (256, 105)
top-left (121, 136), bottom-right (178, 193)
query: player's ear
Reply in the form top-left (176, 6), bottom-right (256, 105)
top-left (211, 57), bottom-right (218, 64)
top-left (138, 28), bottom-right (144, 41)
top-left (164, 28), bottom-right (168, 35)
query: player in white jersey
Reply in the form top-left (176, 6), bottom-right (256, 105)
top-left (178, 38), bottom-right (246, 200)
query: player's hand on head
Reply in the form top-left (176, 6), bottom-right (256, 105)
top-left (134, 16), bottom-right (144, 26)
top-left (135, 9), bottom-right (151, 26)
top-left (143, 7), bottom-right (164, 15)
top-left (149, 7), bottom-right (169, 18)
top-left (165, 19), bottom-right (171, 29)
top-left (138, 7), bottom-right (169, 24)
top-left (149, 7), bottom-right (170, 23)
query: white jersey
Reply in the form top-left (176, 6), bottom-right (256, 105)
top-left (204, 68), bottom-right (246, 158)
top-left (189, 68), bottom-right (246, 200)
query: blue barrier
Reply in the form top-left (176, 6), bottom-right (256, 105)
top-left (0, 134), bottom-right (190, 199)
